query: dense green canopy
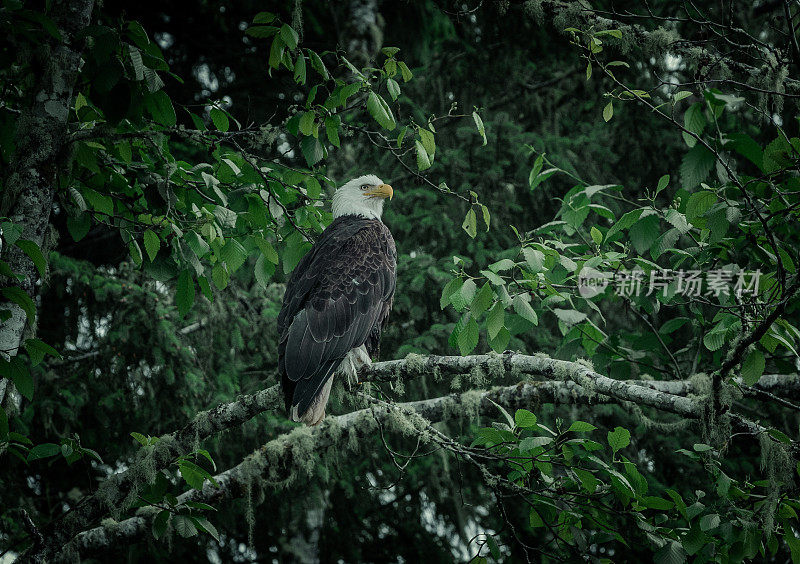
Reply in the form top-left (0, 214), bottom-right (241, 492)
top-left (1, 1), bottom-right (799, 562)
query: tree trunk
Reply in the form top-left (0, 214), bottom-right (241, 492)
top-left (0, 0), bottom-right (94, 414)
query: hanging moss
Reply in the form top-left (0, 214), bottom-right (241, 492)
top-left (642, 27), bottom-right (678, 59)
top-left (522, 0), bottom-right (545, 22)
top-left (757, 433), bottom-right (793, 533)
top-left (626, 401), bottom-right (689, 432)
top-left (460, 389), bottom-right (485, 424)
top-left (403, 352), bottom-right (426, 375)
top-left (486, 352), bottom-right (507, 381)
top-left (689, 373), bottom-right (712, 396)
top-left (467, 365), bottom-right (487, 388)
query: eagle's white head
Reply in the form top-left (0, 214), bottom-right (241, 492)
top-left (332, 174), bottom-right (394, 221)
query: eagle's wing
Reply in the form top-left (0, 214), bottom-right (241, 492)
top-left (278, 217), bottom-right (396, 417)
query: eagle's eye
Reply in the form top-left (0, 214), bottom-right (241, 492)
top-left (360, 184), bottom-right (369, 190)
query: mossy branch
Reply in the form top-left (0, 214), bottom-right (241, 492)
top-left (523, 0), bottom-right (800, 93)
top-left (23, 352), bottom-right (800, 561)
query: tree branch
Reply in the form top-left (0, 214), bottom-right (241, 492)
top-left (60, 357), bottom-right (800, 558)
top-left (20, 351), bottom-right (800, 560)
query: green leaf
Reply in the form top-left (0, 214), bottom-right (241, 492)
top-left (325, 117), bottom-right (340, 147)
top-left (472, 111), bottom-right (487, 145)
top-left (24, 338), bottom-right (60, 367)
top-left (590, 226), bottom-right (603, 244)
top-left (574, 468), bottom-right (598, 493)
top-left (1, 221), bottom-right (23, 245)
top-left (514, 409), bottom-right (537, 428)
top-left (660, 317), bottom-right (689, 334)
top-left (607, 426), bottom-right (631, 453)
top-left (129, 240), bottom-right (143, 267)
top-left (685, 191), bottom-right (717, 223)
top-left (418, 127), bottom-right (435, 160)
top-left (14, 240), bottom-right (47, 278)
top-left (684, 102), bottom-right (706, 135)
top-left (128, 45), bottom-right (144, 80)
top-left (299, 111), bottom-right (315, 135)
top-left (0, 409), bottom-right (7, 439)
top-left (66, 213), bottom-right (91, 242)
top-left (255, 239), bottom-right (279, 264)
top-left (84, 188), bottom-right (114, 216)
top-left (462, 208), bottom-right (477, 238)
top-left (212, 262), bottom-right (229, 290)
top-left (680, 145), bottom-right (715, 189)
top-left (529, 508), bottom-right (544, 528)
top-left (665, 209), bottom-right (690, 234)
top-left (210, 108), bottom-right (229, 132)
top-left (130, 432), bottom-right (149, 446)
top-left (489, 327), bottom-right (510, 353)
top-left (741, 349), bottom-right (765, 385)
top-left (143, 229), bottom-right (160, 261)
top-left (655, 174), bottom-right (670, 194)
top-left (522, 248), bottom-right (544, 273)
top-left (293, 53), bottom-right (306, 84)
top-left (470, 283), bottom-right (494, 317)
top-left (253, 11), bottom-right (275, 23)
top-left (144, 91), bottom-right (176, 126)
top-left (489, 259), bottom-right (515, 273)
top-left (512, 295), bottom-right (538, 325)
top-left (366, 92), bottom-right (396, 131)
top-left (568, 421), bottom-right (597, 432)
top-left (0, 356), bottom-right (32, 400)
top-left (386, 78), bottom-right (400, 101)
top-left (456, 279), bottom-right (477, 311)
top-left (173, 514), bottom-right (198, 538)
top-left (726, 133), bottom-right (763, 170)
top-left (27, 443), bottom-right (60, 462)
top-left (554, 308), bottom-right (585, 325)
top-left (185, 231), bottom-right (210, 259)
top-left (605, 209), bottom-right (642, 241)
top-left (2, 287), bottom-right (35, 323)
top-left (179, 460), bottom-right (207, 490)
top-left (300, 136), bottom-right (325, 167)
top-left (175, 270), bottom-right (195, 318)
top-left (485, 535), bottom-right (500, 560)
top-left (152, 510), bottom-right (170, 540)
top-left (457, 316), bottom-right (479, 355)
top-left (629, 214), bottom-right (660, 255)
top-left (398, 61), bottom-right (413, 82)
top-left (486, 302), bottom-right (505, 340)
top-left (602, 101), bottom-right (613, 122)
top-left (440, 278), bottom-right (463, 310)
top-left (198, 276), bottom-right (213, 301)
top-left (415, 140), bottom-right (431, 171)
top-left (480, 205), bottom-right (490, 231)
top-left (280, 23), bottom-right (299, 50)
top-left (254, 254), bottom-right (275, 289)
top-left (704, 327), bottom-right (727, 352)
top-left (655, 540), bottom-right (687, 564)
top-left (193, 516), bottom-right (220, 541)
top-left (308, 50), bottom-right (329, 79)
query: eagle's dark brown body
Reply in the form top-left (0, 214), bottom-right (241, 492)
top-left (277, 215), bottom-right (397, 423)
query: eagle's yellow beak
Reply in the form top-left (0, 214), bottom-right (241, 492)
top-left (365, 183), bottom-right (393, 200)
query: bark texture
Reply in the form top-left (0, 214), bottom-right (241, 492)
top-left (0, 0), bottom-right (95, 414)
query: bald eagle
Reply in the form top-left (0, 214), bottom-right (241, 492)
top-left (278, 175), bottom-right (397, 425)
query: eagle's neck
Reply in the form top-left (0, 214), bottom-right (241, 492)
top-left (332, 191), bottom-right (384, 221)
